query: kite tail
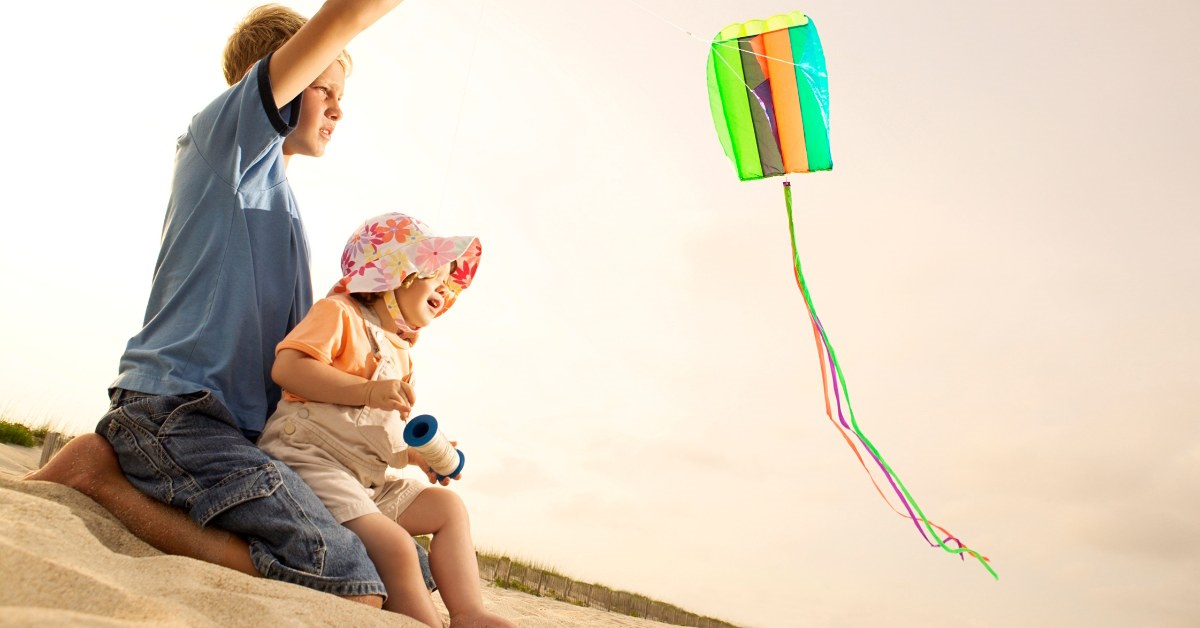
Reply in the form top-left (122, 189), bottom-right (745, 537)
top-left (782, 181), bottom-right (996, 579)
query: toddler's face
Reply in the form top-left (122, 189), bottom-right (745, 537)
top-left (394, 264), bottom-right (453, 329)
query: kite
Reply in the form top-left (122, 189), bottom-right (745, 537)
top-left (706, 11), bottom-right (995, 578)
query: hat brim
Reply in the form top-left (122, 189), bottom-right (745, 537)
top-left (329, 234), bottom-right (481, 319)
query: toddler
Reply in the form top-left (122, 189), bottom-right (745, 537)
top-left (258, 212), bottom-right (511, 627)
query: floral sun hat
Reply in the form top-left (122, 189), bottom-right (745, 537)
top-left (329, 213), bottom-right (481, 322)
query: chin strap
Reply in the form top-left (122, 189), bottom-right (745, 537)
top-left (381, 291), bottom-right (421, 345)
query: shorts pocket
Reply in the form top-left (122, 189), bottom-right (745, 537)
top-left (188, 462), bottom-right (283, 526)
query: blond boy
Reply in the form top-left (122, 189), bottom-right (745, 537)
top-left (31, 1), bottom-right (421, 608)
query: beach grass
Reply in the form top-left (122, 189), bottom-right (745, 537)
top-left (0, 419), bottom-right (51, 448)
top-left (470, 546), bottom-right (738, 627)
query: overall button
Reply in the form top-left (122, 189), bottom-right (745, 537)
top-left (283, 420), bottom-right (296, 435)
top-left (298, 407), bottom-right (310, 419)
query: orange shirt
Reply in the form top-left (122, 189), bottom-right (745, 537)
top-left (277, 294), bottom-right (413, 403)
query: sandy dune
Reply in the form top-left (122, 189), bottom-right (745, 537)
top-left (0, 444), bottom-right (670, 627)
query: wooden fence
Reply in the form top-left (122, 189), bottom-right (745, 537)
top-left (39, 432), bottom-right (70, 467)
top-left (476, 554), bottom-right (739, 627)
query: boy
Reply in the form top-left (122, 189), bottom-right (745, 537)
top-left (30, 1), bottom-right (423, 608)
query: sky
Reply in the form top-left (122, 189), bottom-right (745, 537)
top-left (2, 0), bottom-right (1198, 625)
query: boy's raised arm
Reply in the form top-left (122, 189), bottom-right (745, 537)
top-left (268, 0), bottom-right (405, 107)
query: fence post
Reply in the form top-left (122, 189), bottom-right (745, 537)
top-left (477, 554), bottom-right (498, 581)
top-left (565, 580), bottom-right (591, 606)
top-left (495, 557), bottom-right (511, 582)
top-left (507, 562), bottom-right (525, 588)
top-left (611, 591), bottom-right (632, 615)
top-left (39, 432), bottom-right (65, 468)
top-left (589, 584), bottom-right (611, 611)
top-left (523, 567), bottom-right (542, 593)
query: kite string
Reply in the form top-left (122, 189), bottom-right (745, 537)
top-left (619, 0), bottom-right (802, 67)
top-left (783, 181), bottom-right (997, 578)
top-left (619, 0), bottom-right (699, 38)
top-left (430, 0), bottom-right (485, 225)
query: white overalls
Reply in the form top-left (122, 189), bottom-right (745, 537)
top-left (259, 303), bottom-right (425, 524)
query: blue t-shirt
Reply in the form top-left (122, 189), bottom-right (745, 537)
top-left (113, 57), bottom-right (313, 435)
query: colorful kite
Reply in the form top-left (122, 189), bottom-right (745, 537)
top-left (706, 11), bottom-right (995, 578)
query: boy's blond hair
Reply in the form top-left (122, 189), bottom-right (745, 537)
top-left (222, 4), bottom-right (353, 86)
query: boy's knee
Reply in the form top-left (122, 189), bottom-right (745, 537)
top-left (206, 464), bottom-right (386, 597)
top-left (25, 433), bottom-right (124, 496)
top-left (63, 433), bottom-right (120, 471)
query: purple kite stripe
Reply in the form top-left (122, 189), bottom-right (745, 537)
top-left (751, 80), bottom-right (781, 146)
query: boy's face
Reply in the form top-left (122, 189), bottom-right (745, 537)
top-left (394, 265), bottom-right (453, 329)
top-left (283, 62), bottom-right (346, 159)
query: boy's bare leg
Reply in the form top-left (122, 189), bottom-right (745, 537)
top-left (345, 513), bottom-right (442, 626)
top-left (26, 434), bottom-right (258, 574)
top-left (26, 434), bottom-right (382, 609)
top-left (397, 490), bottom-right (515, 628)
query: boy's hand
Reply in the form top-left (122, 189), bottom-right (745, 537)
top-left (363, 379), bottom-right (414, 415)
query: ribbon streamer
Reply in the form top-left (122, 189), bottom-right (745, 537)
top-left (784, 181), bottom-right (995, 579)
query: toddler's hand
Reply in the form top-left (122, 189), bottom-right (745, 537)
top-left (418, 440), bottom-right (461, 486)
top-left (363, 379), bottom-right (414, 413)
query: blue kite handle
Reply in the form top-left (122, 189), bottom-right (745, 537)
top-left (403, 414), bottom-right (440, 447)
top-left (403, 414), bottom-right (466, 480)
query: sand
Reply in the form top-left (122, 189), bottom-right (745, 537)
top-left (0, 444), bottom-right (669, 627)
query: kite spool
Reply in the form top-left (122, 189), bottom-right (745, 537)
top-left (403, 414), bottom-right (465, 481)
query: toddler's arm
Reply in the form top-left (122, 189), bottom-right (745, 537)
top-left (268, 0), bottom-right (406, 107)
top-left (273, 348), bottom-right (414, 413)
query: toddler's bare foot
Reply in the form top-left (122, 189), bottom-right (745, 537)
top-left (448, 611), bottom-right (516, 628)
top-left (23, 433), bottom-right (123, 498)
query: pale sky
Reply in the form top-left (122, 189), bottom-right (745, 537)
top-left (2, 1), bottom-right (1198, 626)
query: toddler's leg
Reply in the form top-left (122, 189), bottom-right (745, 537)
top-left (397, 490), bottom-right (515, 628)
top-left (344, 513), bottom-right (442, 626)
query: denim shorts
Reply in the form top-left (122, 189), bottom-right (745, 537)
top-left (97, 389), bottom-right (403, 597)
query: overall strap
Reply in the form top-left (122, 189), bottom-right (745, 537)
top-left (357, 299), bottom-right (413, 384)
top-left (357, 302), bottom-right (384, 359)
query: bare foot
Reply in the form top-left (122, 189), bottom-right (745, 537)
top-left (24, 433), bottom-right (123, 497)
top-left (448, 611), bottom-right (517, 628)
